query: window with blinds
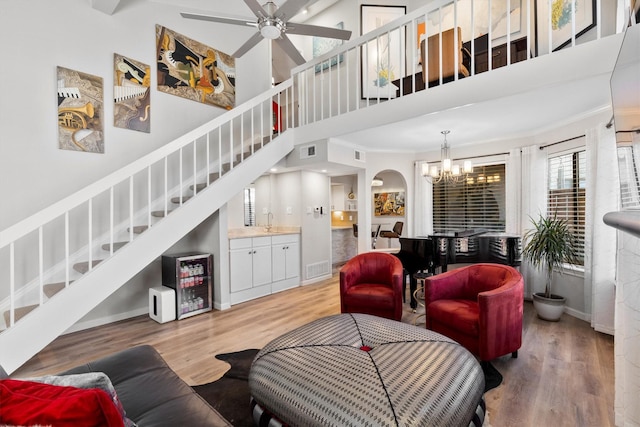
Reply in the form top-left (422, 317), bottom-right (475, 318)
top-left (617, 145), bottom-right (640, 208)
top-left (244, 187), bottom-right (256, 226)
top-left (547, 150), bottom-right (586, 266)
top-left (432, 164), bottom-right (506, 232)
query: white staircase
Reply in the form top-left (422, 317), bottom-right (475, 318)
top-left (0, 81), bottom-right (295, 374)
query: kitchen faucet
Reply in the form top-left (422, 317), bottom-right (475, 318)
top-left (266, 212), bottom-right (274, 232)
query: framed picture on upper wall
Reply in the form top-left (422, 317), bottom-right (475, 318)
top-left (313, 22), bottom-right (346, 73)
top-left (360, 4), bottom-right (406, 100)
top-left (114, 53), bottom-right (151, 133)
top-left (156, 25), bottom-right (236, 110)
top-left (57, 66), bottom-right (104, 153)
top-left (535, 0), bottom-right (596, 53)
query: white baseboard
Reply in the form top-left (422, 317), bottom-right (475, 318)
top-left (301, 274), bottom-right (332, 286)
top-left (63, 307), bottom-right (149, 335)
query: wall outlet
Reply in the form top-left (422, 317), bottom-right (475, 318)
top-left (349, 215), bottom-right (353, 221)
top-left (262, 207), bottom-right (268, 214)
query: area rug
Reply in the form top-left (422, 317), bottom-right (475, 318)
top-left (192, 349), bottom-right (259, 427)
top-left (482, 361), bottom-right (503, 392)
top-left (194, 349), bottom-right (501, 426)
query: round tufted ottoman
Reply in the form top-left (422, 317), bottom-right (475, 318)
top-left (249, 313), bottom-right (486, 427)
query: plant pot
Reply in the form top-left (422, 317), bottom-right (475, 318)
top-left (532, 293), bottom-right (566, 321)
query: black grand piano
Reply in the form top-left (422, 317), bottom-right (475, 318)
top-left (393, 230), bottom-right (521, 309)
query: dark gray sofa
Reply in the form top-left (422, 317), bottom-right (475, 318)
top-left (2, 345), bottom-right (232, 426)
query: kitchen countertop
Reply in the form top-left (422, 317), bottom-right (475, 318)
top-left (228, 226), bottom-right (301, 239)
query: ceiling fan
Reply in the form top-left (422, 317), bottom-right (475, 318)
top-left (180, 0), bottom-right (352, 66)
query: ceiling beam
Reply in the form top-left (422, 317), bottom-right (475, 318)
top-left (91, 0), bottom-right (121, 15)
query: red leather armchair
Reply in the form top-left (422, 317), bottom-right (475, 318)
top-left (424, 263), bottom-right (524, 361)
top-left (340, 252), bottom-right (404, 321)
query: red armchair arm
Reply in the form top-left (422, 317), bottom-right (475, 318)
top-left (477, 274), bottom-right (524, 361)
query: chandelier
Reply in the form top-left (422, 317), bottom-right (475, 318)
top-left (422, 130), bottom-right (473, 184)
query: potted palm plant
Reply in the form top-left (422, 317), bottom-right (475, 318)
top-left (522, 214), bottom-right (579, 321)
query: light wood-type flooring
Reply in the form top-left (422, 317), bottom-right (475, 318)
top-left (13, 271), bottom-right (614, 427)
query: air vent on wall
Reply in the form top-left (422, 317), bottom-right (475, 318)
top-left (354, 150), bottom-right (365, 162)
top-left (300, 144), bottom-right (317, 159)
top-left (306, 261), bottom-right (330, 279)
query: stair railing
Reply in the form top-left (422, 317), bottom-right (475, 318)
top-left (0, 80), bottom-right (294, 331)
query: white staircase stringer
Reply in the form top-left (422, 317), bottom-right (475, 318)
top-left (0, 132), bottom-right (294, 375)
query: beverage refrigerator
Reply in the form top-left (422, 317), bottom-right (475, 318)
top-left (161, 252), bottom-right (213, 320)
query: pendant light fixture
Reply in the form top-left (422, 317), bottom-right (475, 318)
top-left (422, 130), bottom-right (472, 183)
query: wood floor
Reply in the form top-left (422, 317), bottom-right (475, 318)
top-left (13, 272), bottom-right (614, 427)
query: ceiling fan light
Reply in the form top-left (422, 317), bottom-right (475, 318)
top-left (260, 21), bottom-right (282, 39)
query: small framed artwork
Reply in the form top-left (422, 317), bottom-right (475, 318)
top-left (374, 191), bottom-right (405, 216)
top-left (535, 0), bottom-right (596, 52)
top-left (57, 66), bottom-right (104, 153)
top-left (114, 53), bottom-right (151, 133)
top-left (360, 4), bottom-right (406, 100)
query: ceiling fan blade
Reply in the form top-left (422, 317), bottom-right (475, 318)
top-left (275, 34), bottom-right (306, 65)
top-left (180, 12), bottom-right (257, 27)
top-left (233, 31), bottom-right (265, 58)
top-left (286, 23), bottom-right (352, 40)
top-left (274, 0), bottom-right (307, 21)
top-left (243, 0), bottom-right (267, 18)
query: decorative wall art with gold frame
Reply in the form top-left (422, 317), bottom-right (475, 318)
top-left (114, 53), bottom-right (151, 133)
top-left (57, 66), bottom-right (104, 153)
top-left (156, 25), bottom-right (236, 109)
top-left (374, 191), bottom-right (405, 216)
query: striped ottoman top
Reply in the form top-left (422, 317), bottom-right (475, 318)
top-left (249, 313), bottom-right (485, 427)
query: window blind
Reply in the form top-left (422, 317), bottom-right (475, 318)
top-left (244, 187), bottom-right (256, 226)
top-left (547, 151), bottom-right (585, 266)
top-left (617, 145), bottom-right (640, 208)
top-left (432, 164), bottom-right (506, 232)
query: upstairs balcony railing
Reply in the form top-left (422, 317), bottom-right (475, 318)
top-left (292, 0), bottom-right (609, 125)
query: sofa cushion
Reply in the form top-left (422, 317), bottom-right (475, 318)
top-left (428, 299), bottom-right (480, 336)
top-left (61, 345), bottom-right (232, 427)
top-left (0, 378), bottom-right (125, 427)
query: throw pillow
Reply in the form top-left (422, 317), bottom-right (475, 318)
top-left (27, 373), bottom-right (136, 427)
top-left (0, 379), bottom-right (125, 427)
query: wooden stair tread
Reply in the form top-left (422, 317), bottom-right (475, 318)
top-left (44, 281), bottom-right (73, 298)
top-left (73, 259), bottom-right (103, 274)
top-left (151, 210), bottom-right (173, 218)
top-left (171, 196), bottom-right (192, 204)
top-left (101, 241), bottom-right (128, 251)
top-left (127, 225), bottom-right (148, 234)
top-left (3, 304), bottom-right (38, 327)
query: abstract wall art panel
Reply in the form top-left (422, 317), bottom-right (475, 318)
top-left (156, 25), bottom-right (236, 109)
top-left (57, 66), bottom-right (104, 153)
top-left (114, 53), bottom-right (151, 133)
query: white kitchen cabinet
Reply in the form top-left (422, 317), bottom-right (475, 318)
top-left (229, 236), bottom-right (272, 302)
top-left (229, 234), bottom-right (300, 304)
top-left (331, 184), bottom-right (345, 211)
top-left (271, 234), bottom-right (300, 292)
